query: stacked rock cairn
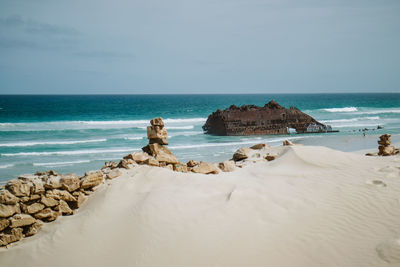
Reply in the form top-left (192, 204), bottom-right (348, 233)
top-left (378, 134), bottom-right (399, 156)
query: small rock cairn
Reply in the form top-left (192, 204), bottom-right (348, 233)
top-left (378, 134), bottom-right (399, 156)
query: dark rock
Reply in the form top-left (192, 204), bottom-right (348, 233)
top-left (203, 100), bottom-right (332, 135)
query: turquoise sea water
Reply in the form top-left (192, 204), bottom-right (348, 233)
top-left (0, 93), bottom-right (399, 184)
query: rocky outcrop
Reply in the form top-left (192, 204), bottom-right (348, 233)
top-left (203, 100), bottom-right (333, 135)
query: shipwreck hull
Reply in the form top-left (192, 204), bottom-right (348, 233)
top-left (203, 100), bottom-right (332, 136)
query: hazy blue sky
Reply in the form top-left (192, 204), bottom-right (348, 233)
top-left (0, 0), bottom-right (399, 94)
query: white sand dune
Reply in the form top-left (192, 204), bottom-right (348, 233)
top-left (1, 145), bottom-right (400, 267)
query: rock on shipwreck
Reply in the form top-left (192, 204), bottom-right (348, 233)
top-left (202, 100), bottom-right (334, 135)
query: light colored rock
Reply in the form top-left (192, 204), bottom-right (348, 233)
top-left (186, 160), bottom-right (199, 167)
top-left (60, 174), bottom-right (80, 192)
top-left (118, 159), bottom-right (136, 169)
top-left (0, 218), bottom-right (10, 231)
top-left (124, 152), bottom-right (150, 164)
top-left (18, 174), bottom-right (39, 182)
top-left (144, 157), bottom-right (159, 167)
top-left (80, 170), bottom-right (104, 189)
top-left (9, 214), bottom-right (36, 228)
top-left (35, 170), bottom-right (59, 177)
top-left (69, 192), bottom-right (86, 209)
top-left (250, 143), bottom-right (269, 150)
top-left (0, 228), bottom-right (23, 246)
top-left (173, 163), bottom-right (188, 173)
top-left (0, 190), bottom-right (19, 205)
top-left (379, 145), bottom-right (395, 156)
top-left (102, 161), bottom-right (118, 169)
top-left (40, 196), bottom-right (59, 208)
top-left (55, 200), bottom-right (73, 215)
top-left (163, 164), bottom-right (174, 170)
top-left (150, 117), bottom-right (165, 127)
top-left (142, 143), bottom-right (179, 164)
top-left (43, 176), bottom-right (62, 190)
top-left (192, 162), bottom-right (220, 174)
top-left (283, 140), bottom-right (294, 146)
top-left (106, 169), bottom-right (122, 179)
top-left (233, 147), bottom-right (252, 161)
top-left (147, 125), bottom-right (168, 145)
top-left (30, 179), bottom-right (45, 194)
top-left (265, 155), bottom-right (276, 161)
top-left (30, 194), bottom-right (41, 201)
top-left (218, 160), bottom-right (236, 172)
top-left (33, 208), bottom-right (60, 222)
top-left (23, 202), bottom-right (45, 214)
top-left (6, 179), bottom-right (31, 197)
top-left (46, 189), bottom-right (76, 202)
top-left (24, 220), bottom-right (43, 237)
top-left (0, 203), bottom-right (20, 218)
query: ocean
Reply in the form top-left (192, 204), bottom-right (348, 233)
top-left (0, 93), bottom-right (399, 184)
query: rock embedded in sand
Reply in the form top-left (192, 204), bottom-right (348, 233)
top-left (186, 160), bottom-right (198, 168)
top-left (80, 170), bottom-right (104, 189)
top-left (6, 179), bottom-right (31, 197)
top-left (34, 208), bottom-right (60, 222)
top-left (106, 169), bottom-right (122, 179)
top-left (60, 174), bottom-right (81, 192)
top-left (218, 160), bottom-right (236, 172)
top-left (55, 200), bottom-right (74, 215)
top-left (24, 220), bottom-right (43, 237)
top-left (192, 162), bottom-right (220, 174)
top-left (144, 157), bottom-right (160, 167)
top-left (0, 227), bottom-right (23, 246)
top-left (173, 163), bottom-right (188, 173)
top-left (124, 152), bottom-right (150, 164)
top-left (265, 155), bottom-right (276, 161)
top-left (69, 192), bottom-right (86, 209)
top-left (377, 134), bottom-right (399, 156)
top-left (233, 147), bottom-right (252, 161)
top-left (282, 140), bottom-right (294, 146)
top-left (250, 143), bottom-right (269, 150)
top-left (0, 203), bottom-right (20, 218)
top-left (0, 190), bottom-right (19, 205)
top-left (9, 214), bottom-right (36, 228)
top-left (142, 143), bottom-right (179, 164)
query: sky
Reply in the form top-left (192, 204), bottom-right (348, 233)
top-left (0, 0), bottom-right (399, 94)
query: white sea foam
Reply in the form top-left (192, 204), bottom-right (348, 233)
top-left (169, 137), bottom-right (305, 150)
top-left (123, 137), bottom-right (144, 140)
top-left (33, 160), bottom-right (91, 167)
top-left (0, 164), bottom-right (14, 169)
top-left (321, 107), bottom-right (358, 112)
top-left (2, 148), bottom-right (137, 157)
top-left (320, 116), bottom-right (380, 124)
top-left (0, 139), bottom-right (107, 147)
top-left (354, 109), bottom-right (400, 115)
top-left (0, 118), bottom-right (206, 132)
top-left (138, 125), bottom-right (195, 130)
top-left (169, 131), bottom-right (203, 137)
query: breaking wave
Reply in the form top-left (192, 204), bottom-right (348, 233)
top-left (0, 139), bottom-right (107, 147)
top-left (321, 107), bottom-right (358, 112)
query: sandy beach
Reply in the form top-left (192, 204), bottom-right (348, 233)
top-left (1, 144), bottom-right (399, 267)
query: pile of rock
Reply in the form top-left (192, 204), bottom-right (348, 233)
top-left (0, 168), bottom-right (119, 247)
top-left (112, 117), bottom-right (222, 175)
top-left (378, 134), bottom-right (399, 156)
